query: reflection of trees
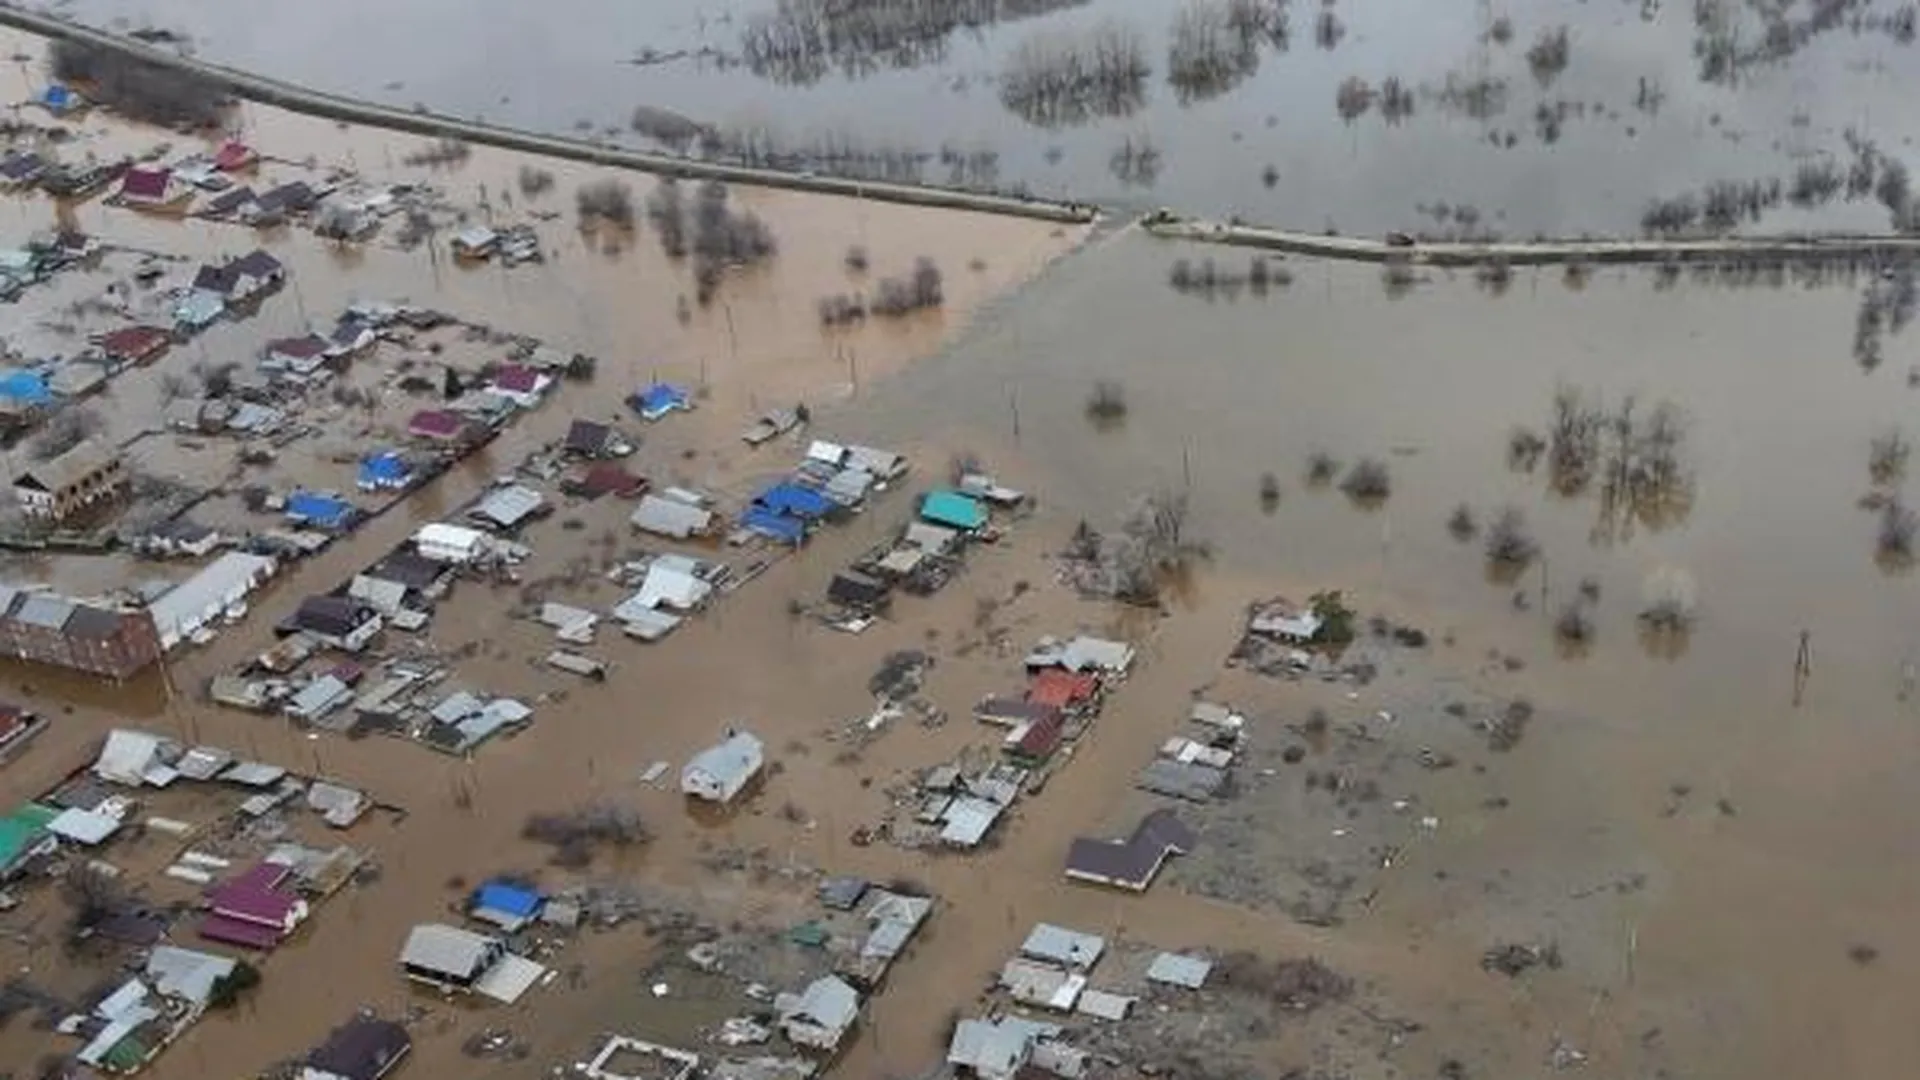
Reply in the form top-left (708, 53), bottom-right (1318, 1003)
top-left (740, 0), bottom-right (1090, 86)
top-left (1168, 0), bottom-right (1289, 106)
top-left (1528, 385), bottom-right (1695, 544)
top-left (1000, 23), bottom-right (1150, 128)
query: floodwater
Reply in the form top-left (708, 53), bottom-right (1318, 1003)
top-left (42, 0), bottom-right (1920, 234)
top-left (0, 23), bottom-right (1915, 1080)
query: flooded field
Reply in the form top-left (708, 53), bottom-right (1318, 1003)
top-left (40, 0), bottom-right (1920, 234)
top-left (0, 19), bottom-right (1914, 1080)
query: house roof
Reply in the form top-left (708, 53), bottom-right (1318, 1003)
top-left (63, 604), bottom-right (129, 643)
top-left (564, 419), bottom-right (612, 453)
top-left (740, 506), bottom-right (805, 545)
top-left (629, 494), bottom-right (712, 539)
top-left (400, 923), bottom-right (499, 977)
top-left (755, 482), bottom-right (834, 520)
top-left (258, 181), bottom-right (315, 212)
top-left (780, 975), bottom-right (859, 1030)
top-left (213, 141), bottom-right (257, 170)
top-left (1064, 808), bottom-right (1195, 890)
top-left (199, 912), bottom-right (284, 949)
top-left (1027, 669), bottom-right (1098, 709)
top-left (1146, 951), bottom-right (1213, 989)
top-left (267, 334), bottom-right (329, 360)
top-left (1021, 923), bottom-right (1106, 970)
top-left (828, 571), bottom-right (889, 609)
top-left (201, 185), bottom-right (256, 215)
top-left (492, 364), bottom-right (542, 393)
top-left (367, 550), bottom-right (444, 590)
top-left (630, 382), bottom-right (691, 418)
top-left (0, 369), bottom-right (50, 404)
top-left (17, 438), bottom-right (115, 495)
top-left (97, 325), bottom-right (170, 359)
top-left (408, 409), bottom-right (467, 439)
top-left (1010, 712), bottom-right (1066, 761)
top-left (472, 484), bottom-right (544, 528)
top-left (120, 166), bottom-right (171, 199)
top-left (12, 592), bottom-right (75, 630)
top-left (231, 249), bottom-right (284, 280)
top-left (145, 945), bottom-right (236, 1005)
top-left (308, 1016), bottom-right (411, 1080)
top-left (576, 463), bottom-right (645, 498)
top-left (295, 595), bottom-right (375, 638)
top-left (0, 802), bottom-right (57, 866)
top-left (921, 489), bottom-right (987, 530)
top-left (286, 491), bottom-right (356, 529)
top-left (474, 881), bottom-right (542, 919)
top-left (682, 731), bottom-right (763, 794)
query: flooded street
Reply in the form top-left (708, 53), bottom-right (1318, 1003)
top-left (41, 0), bottom-right (1920, 234)
top-left (0, 17), bottom-right (1916, 1080)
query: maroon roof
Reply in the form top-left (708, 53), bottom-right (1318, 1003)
top-left (1011, 712), bottom-right (1065, 760)
top-left (219, 861), bottom-right (293, 893)
top-left (492, 364), bottom-right (542, 393)
top-left (213, 141), bottom-right (257, 171)
top-left (408, 410), bottom-right (466, 439)
top-left (120, 166), bottom-right (171, 199)
top-left (198, 912), bottom-right (284, 949)
top-left (578, 463), bottom-right (646, 498)
top-left (97, 325), bottom-right (170, 361)
top-left (207, 862), bottom-right (299, 926)
top-left (268, 335), bottom-right (329, 359)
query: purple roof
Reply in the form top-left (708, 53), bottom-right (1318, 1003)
top-left (207, 862), bottom-right (298, 926)
top-left (493, 364), bottom-right (542, 393)
top-left (121, 166), bottom-right (171, 199)
top-left (219, 861), bottom-right (293, 893)
top-left (409, 410), bottom-right (465, 438)
top-left (199, 912), bottom-right (284, 949)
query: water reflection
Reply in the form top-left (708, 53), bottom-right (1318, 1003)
top-left (739, 0), bottom-right (1089, 86)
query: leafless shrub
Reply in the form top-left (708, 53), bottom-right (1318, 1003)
top-left (401, 138), bottom-right (471, 168)
top-left (1476, 258), bottom-right (1514, 293)
top-left (818, 294), bottom-right (866, 326)
top-left (1446, 503), bottom-right (1478, 541)
top-left (1108, 136), bottom-right (1162, 187)
top-left (1085, 379), bottom-right (1128, 423)
top-left (59, 863), bottom-right (129, 935)
top-left (1546, 385), bottom-right (1604, 494)
top-left (1789, 160), bottom-right (1844, 207)
top-left (1508, 426), bottom-right (1546, 471)
top-left (844, 244), bottom-right (869, 273)
top-left (1870, 428), bottom-right (1910, 485)
top-left (29, 409), bottom-right (102, 461)
top-left (869, 258), bottom-right (943, 316)
top-left (522, 803), bottom-right (650, 866)
top-left (1880, 499), bottom-right (1917, 564)
top-left (1335, 76), bottom-right (1373, 123)
top-left (1000, 23), bottom-right (1150, 127)
top-left (688, 181), bottom-right (778, 305)
top-left (517, 166), bottom-right (554, 197)
top-left (1063, 491), bottom-right (1210, 604)
top-left (1258, 471), bottom-right (1281, 511)
top-left (629, 104), bottom-right (708, 148)
top-left (1214, 952), bottom-right (1353, 1011)
top-left (1339, 457), bottom-right (1391, 503)
top-left (1435, 73), bottom-right (1506, 120)
top-left (739, 0), bottom-right (1085, 86)
top-left (1381, 260), bottom-right (1419, 297)
top-left (1378, 76), bottom-right (1415, 123)
top-left (1638, 567), bottom-right (1697, 632)
top-left (1487, 698), bottom-right (1532, 751)
top-left (1305, 451), bottom-right (1339, 486)
top-left (49, 39), bottom-right (230, 127)
top-left (576, 179), bottom-right (636, 230)
top-left (1554, 601), bottom-right (1594, 645)
top-left (1486, 15), bottom-right (1514, 44)
top-left (1315, 10), bottom-right (1345, 49)
top-left (1525, 26), bottom-right (1571, 86)
top-left (1484, 507), bottom-right (1538, 569)
top-left (645, 178), bottom-right (687, 256)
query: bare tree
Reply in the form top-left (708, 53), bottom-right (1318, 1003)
top-left (1870, 427), bottom-right (1910, 486)
top-left (1447, 503), bottom-right (1478, 541)
top-left (1526, 26), bottom-right (1572, 87)
top-left (1085, 379), bottom-right (1128, 425)
top-left (1335, 76), bottom-right (1374, 123)
top-left (1000, 22), bottom-right (1151, 127)
top-left (1880, 499), bottom-right (1917, 565)
top-left (50, 40), bottom-right (230, 127)
top-left (1339, 457), bottom-right (1391, 503)
top-left (1305, 451), bottom-right (1339, 486)
top-left (1638, 567), bottom-right (1697, 631)
top-left (517, 166), bottom-right (555, 197)
top-left (576, 179), bottom-right (636, 230)
top-left (1484, 506), bottom-right (1538, 568)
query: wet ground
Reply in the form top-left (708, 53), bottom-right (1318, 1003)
top-left (37, 0), bottom-right (1920, 235)
top-left (0, 23), bottom-right (1916, 1080)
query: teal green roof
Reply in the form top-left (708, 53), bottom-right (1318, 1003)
top-left (0, 802), bottom-right (58, 865)
top-left (921, 490), bottom-right (987, 530)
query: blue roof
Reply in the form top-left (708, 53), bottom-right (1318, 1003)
top-left (629, 382), bottom-right (690, 419)
top-left (0, 369), bottom-right (50, 405)
top-left (741, 506), bottom-right (806, 545)
top-left (921, 489), bottom-right (988, 530)
top-left (285, 491), bottom-right (356, 530)
top-left (755, 482), bottom-right (834, 520)
top-left (358, 451), bottom-right (410, 486)
top-left (474, 881), bottom-right (542, 919)
top-left (39, 84), bottom-right (72, 109)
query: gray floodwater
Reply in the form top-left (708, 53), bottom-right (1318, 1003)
top-left (35, 0), bottom-right (1920, 235)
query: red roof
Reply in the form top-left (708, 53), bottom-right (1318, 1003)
top-left (408, 410), bottom-right (467, 439)
top-left (1011, 712), bottom-right (1065, 760)
top-left (492, 364), bottom-right (542, 393)
top-left (1027, 669), bottom-right (1098, 709)
top-left (96, 325), bottom-right (170, 361)
top-left (207, 862), bottom-right (299, 928)
top-left (213, 140), bottom-right (257, 171)
top-left (120, 166), bottom-right (171, 199)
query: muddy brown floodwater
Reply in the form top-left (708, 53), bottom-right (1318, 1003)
top-left (0, 22), bottom-right (1918, 1080)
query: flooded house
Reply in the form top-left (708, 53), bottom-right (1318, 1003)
top-left (0, 150), bottom-right (46, 190)
top-left (200, 861), bottom-right (310, 949)
top-left (681, 730), bottom-right (765, 803)
top-left (487, 364), bottom-right (551, 408)
top-left (288, 596), bottom-right (383, 652)
top-left (407, 409), bottom-right (474, 444)
top-left (147, 551), bottom-right (278, 650)
top-left (398, 923), bottom-right (545, 1002)
top-left (301, 1015), bottom-right (411, 1080)
top-left (0, 589), bottom-right (162, 679)
top-left (95, 325), bottom-right (172, 367)
top-left (450, 226), bottom-right (499, 260)
top-left (629, 493), bottom-right (715, 540)
top-left (563, 419), bottom-right (630, 459)
top-left (1063, 809), bottom-right (1195, 892)
top-left (775, 975), bottom-right (860, 1052)
top-left (213, 140), bottom-right (259, 173)
top-left (116, 164), bottom-right (193, 212)
top-left (12, 437), bottom-right (128, 519)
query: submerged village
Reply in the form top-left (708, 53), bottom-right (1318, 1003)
top-left (1, 10), bottom-right (1893, 1080)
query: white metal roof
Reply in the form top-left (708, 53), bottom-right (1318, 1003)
top-left (400, 923), bottom-right (498, 977)
top-left (1020, 923), bottom-right (1106, 970)
top-left (630, 494), bottom-right (713, 539)
top-left (1146, 951), bottom-right (1213, 989)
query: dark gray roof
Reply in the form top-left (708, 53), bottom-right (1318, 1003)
top-left (294, 594), bottom-right (375, 638)
top-left (307, 1016), bottom-right (411, 1080)
top-left (62, 604), bottom-right (127, 642)
top-left (1064, 809), bottom-right (1196, 889)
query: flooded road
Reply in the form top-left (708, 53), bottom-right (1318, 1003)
top-left (43, 0), bottom-right (1920, 234)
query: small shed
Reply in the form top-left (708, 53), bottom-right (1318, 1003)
top-left (471, 881), bottom-right (543, 931)
top-left (630, 494), bottom-right (713, 540)
top-left (681, 730), bottom-right (765, 803)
